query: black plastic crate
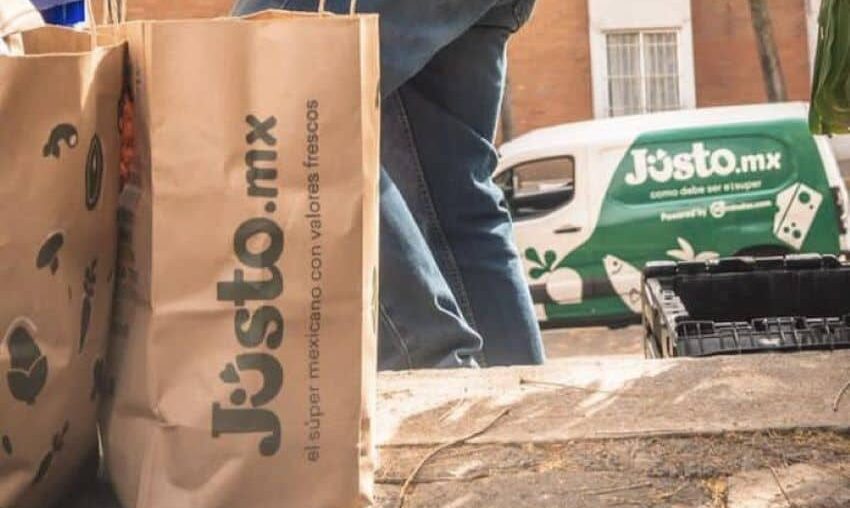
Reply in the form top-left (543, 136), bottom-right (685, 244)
top-left (642, 254), bottom-right (850, 358)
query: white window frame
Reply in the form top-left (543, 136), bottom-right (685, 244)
top-left (604, 29), bottom-right (683, 117)
top-left (807, 0), bottom-right (822, 73)
top-left (589, 0), bottom-right (696, 119)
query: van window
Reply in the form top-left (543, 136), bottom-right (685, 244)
top-left (496, 156), bottom-right (576, 220)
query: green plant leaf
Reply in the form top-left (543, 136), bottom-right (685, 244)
top-left (529, 267), bottom-right (547, 280)
top-left (525, 248), bottom-right (542, 266)
top-left (544, 250), bottom-right (557, 268)
top-left (810, 0), bottom-right (850, 134)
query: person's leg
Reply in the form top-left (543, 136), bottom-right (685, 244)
top-left (385, 1), bottom-right (545, 366)
top-left (378, 166), bottom-right (482, 370)
top-left (321, 0), bottom-right (544, 365)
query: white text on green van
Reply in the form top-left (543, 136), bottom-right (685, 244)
top-left (625, 143), bottom-right (783, 186)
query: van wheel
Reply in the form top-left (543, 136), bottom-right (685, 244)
top-left (733, 245), bottom-right (792, 258)
top-left (605, 316), bottom-right (641, 330)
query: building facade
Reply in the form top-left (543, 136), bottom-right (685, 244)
top-left (125, 0), bottom-right (822, 139)
top-left (508, 0), bottom-right (822, 136)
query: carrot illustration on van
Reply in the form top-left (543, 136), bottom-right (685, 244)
top-left (496, 103), bottom-right (850, 327)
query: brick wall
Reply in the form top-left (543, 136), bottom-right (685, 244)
top-left (507, 0), bottom-right (813, 137)
top-left (506, 0), bottom-right (593, 136)
top-left (691, 0), bottom-right (811, 108)
top-left (125, 0), bottom-right (233, 20)
top-left (121, 0), bottom-right (814, 138)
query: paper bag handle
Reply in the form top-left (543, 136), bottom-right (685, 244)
top-left (0, 1), bottom-right (46, 55)
top-left (89, 0), bottom-right (124, 25)
top-left (318, 0), bottom-right (359, 15)
top-left (84, 0), bottom-right (98, 48)
top-left (83, 0), bottom-right (126, 47)
top-left (105, 0), bottom-right (126, 24)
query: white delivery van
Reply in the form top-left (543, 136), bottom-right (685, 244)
top-left (495, 103), bottom-right (850, 327)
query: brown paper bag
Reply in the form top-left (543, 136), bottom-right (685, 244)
top-left (0, 27), bottom-right (123, 508)
top-left (104, 9), bottom-right (380, 508)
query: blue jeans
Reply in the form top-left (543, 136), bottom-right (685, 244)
top-left (233, 0), bottom-right (545, 369)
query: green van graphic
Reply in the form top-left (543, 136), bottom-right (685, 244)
top-left (495, 103), bottom-right (850, 327)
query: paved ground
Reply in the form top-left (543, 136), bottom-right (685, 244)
top-left (376, 352), bottom-right (850, 507)
top-left (377, 431), bottom-right (850, 507)
top-left (543, 325), bottom-right (643, 359)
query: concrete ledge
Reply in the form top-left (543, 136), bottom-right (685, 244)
top-left (377, 351), bottom-right (850, 447)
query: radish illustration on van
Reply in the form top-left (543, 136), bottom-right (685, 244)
top-left (527, 237), bottom-right (715, 316)
top-left (496, 103), bottom-right (850, 327)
